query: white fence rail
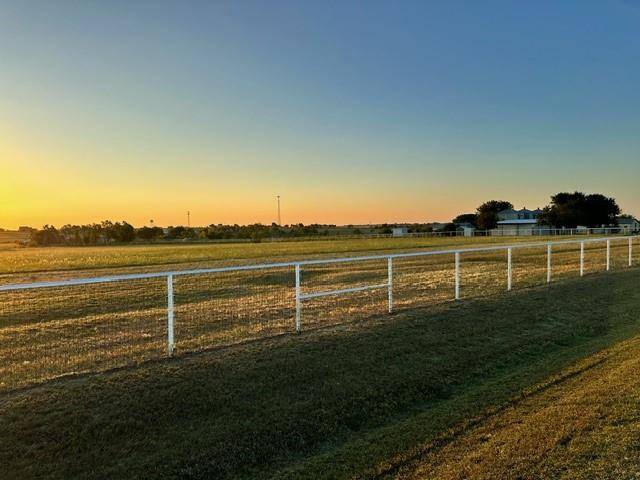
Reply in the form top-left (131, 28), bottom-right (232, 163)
top-left (0, 235), bottom-right (637, 391)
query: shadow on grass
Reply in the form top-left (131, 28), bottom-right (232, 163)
top-left (2, 270), bottom-right (640, 480)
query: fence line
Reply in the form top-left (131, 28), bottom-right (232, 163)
top-left (0, 234), bottom-right (638, 391)
top-left (0, 235), bottom-right (634, 293)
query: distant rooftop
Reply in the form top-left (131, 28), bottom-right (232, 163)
top-left (497, 219), bottom-right (538, 225)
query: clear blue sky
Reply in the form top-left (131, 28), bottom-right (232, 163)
top-left (1, 0), bottom-right (639, 227)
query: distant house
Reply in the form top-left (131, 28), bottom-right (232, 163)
top-left (392, 227), bottom-right (409, 237)
top-left (454, 222), bottom-right (476, 237)
top-left (494, 207), bottom-right (544, 236)
top-left (497, 208), bottom-right (543, 221)
top-left (618, 216), bottom-right (640, 232)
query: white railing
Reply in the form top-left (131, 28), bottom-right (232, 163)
top-left (0, 234), bottom-right (637, 390)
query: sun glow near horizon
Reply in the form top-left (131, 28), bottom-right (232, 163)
top-left (2, 1), bottom-right (639, 229)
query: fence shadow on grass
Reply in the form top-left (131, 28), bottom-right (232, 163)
top-left (3, 269), bottom-right (640, 480)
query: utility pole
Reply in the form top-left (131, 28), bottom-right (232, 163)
top-left (276, 195), bottom-right (281, 226)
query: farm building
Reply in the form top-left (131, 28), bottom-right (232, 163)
top-left (495, 219), bottom-right (540, 236)
top-left (618, 216), bottom-right (640, 232)
top-left (497, 207), bottom-right (543, 221)
top-left (392, 227), bottom-right (409, 237)
top-left (454, 222), bottom-right (476, 237)
top-left (494, 207), bottom-right (544, 236)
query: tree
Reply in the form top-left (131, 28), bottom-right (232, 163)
top-left (137, 226), bottom-right (163, 242)
top-left (537, 192), bottom-right (620, 228)
top-left (442, 222), bottom-right (458, 233)
top-left (32, 225), bottom-right (61, 245)
top-left (165, 225), bottom-right (197, 240)
top-left (476, 200), bottom-right (513, 230)
top-left (452, 213), bottom-right (477, 226)
top-left (584, 193), bottom-right (621, 226)
top-left (113, 221), bottom-right (135, 242)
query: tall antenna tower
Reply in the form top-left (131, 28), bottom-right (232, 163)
top-left (276, 195), bottom-right (281, 226)
top-left (187, 211), bottom-right (190, 227)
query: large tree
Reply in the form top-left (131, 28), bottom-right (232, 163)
top-left (452, 213), bottom-right (478, 226)
top-left (476, 200), bottom-right (514, 230)
top-left (538, 192), bottom-right (620, 228)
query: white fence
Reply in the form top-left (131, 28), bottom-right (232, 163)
top-left (0, 235), bottom-right (637, 391)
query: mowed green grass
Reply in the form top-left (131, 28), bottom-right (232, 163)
top-left (392, 335), bottom-right (640, 480)
top-left (2, 269), bottom-right (640, 480)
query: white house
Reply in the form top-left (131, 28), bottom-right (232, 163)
top-left (454, 222), bottom-right (476, 237)
top-left (494, 207), bottom-right (544, 236)
top-left (618, 216), bottom-right (640, 232)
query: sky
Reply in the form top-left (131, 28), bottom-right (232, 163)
top-left (1, 0), bottom-right (639, 228)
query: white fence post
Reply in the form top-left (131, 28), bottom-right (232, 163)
top-left (580, 242), bottom-right (585, 277)
top-left (455, 252), bottom-right (461, 300)
top-left (295, 264), bottom-right (301, 334)
top-left (630, 237), bottom-right (633, 267)
top-left (547, 244), bottom-right (552, 284)
top-left (507, 247), bottom-right (512, 292)
top-left (387, 257), bottom-right (393, 313)
top-left (167, 274), bottom-right (175, 356)
top-left (606, 240), bottom-right (611, 271)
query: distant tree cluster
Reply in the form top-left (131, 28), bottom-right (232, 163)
top-left (203, 223), bottom-right (333, 242)
top-left (450, 200), bottom-right (513, 230)
top-left (28, 222), bottom-right (342, 246)
top-left (449, 192), bottom-right (623, 230)
top-left (32, 221), bottom-right (135, 246)
top-left (537, 192), bottom-right (620, 228)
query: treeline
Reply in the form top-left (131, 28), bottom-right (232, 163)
top-left (538, 192), bottom-right (621, 228)
top-left (450, 193), bottom-right (624, 230)
top-left (32, 222), bottom-right (135, 246)
top-left (374, 224), bottom-right (437, 235)
top-left (28, 222), bottom-right (345, 246)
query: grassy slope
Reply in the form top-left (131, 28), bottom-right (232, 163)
top-left (393, 335), bottom-right (640, 480)
top-left (0, 235), bottom-right (591, 277)
top-left (1, 270), bottom-right (640, 479)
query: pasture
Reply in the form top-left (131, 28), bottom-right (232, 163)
top-left (2, 269), bottom-right (640, 479)
top-left (0, 235), bottom-right (637, 392)
top-left (0, 234), bottom-right (596, 279)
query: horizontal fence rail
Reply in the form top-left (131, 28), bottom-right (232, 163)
top-left (0, 235), bottom-right (638, 392)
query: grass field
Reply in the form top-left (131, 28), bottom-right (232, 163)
top-left (0, 234), bottom-right (607, 280)
top-left (0, 230), bottom-right (28, 245)
top-left (392, 335), bottom-right (640, 480)
top-left (0, 235), bottom-right (637, 392)
top-left (2, 269), bottom-right (640, 479)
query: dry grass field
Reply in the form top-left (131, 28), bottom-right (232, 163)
top-left (0, 234), bottom-right (603, 280)
top-left (0, 230), bottom-right (28, 245)
top-left (0, 236), bottom-right (637, 392)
